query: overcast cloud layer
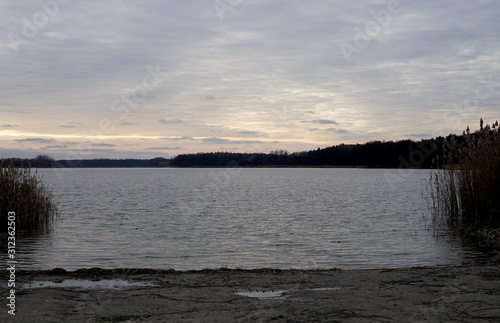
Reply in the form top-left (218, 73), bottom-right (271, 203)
top-left (1, 0), bottom-right (499, 159)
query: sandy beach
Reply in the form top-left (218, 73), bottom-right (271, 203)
top-left (1, 265), bottom-right (499, 322)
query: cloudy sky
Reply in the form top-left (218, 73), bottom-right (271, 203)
top-left (1, 0), bottom-right (499, 159)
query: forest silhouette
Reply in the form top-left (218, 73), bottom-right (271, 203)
top-left (4, 135), bottom-right (460, 169)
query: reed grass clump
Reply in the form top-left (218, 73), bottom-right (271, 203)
top-left (0, 161), bottom-right (58, 233)
top-left (431, 119), bottom-right (500, 227)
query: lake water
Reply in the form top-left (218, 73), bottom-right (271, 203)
top-left (2, 168), bottom-right (486, 270)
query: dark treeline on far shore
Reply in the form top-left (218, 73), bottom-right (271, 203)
top-left (171, 138), bottom-right (446, 168)
top-left (3, 155), bottom-right (171, 168)
top-left (4, 134), bottom-right (475, 169)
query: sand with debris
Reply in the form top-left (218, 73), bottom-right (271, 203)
top-left (1, 265), bottom-right (500, 322)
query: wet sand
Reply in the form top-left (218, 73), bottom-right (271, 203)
top-left (2, 265), bottom-right (500, 322)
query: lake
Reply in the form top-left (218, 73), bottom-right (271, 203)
top-left (2, 168), bottom-right (486, 270)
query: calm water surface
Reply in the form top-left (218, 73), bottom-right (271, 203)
top-left (2, 168), bottom-right (486, 270)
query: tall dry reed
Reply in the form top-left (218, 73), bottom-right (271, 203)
top-left (0, 161), bottom-right (58, 233)
top-left (431, 119), bottom-right (500, 227)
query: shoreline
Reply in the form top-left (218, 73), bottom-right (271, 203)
top-left (2, 265), bottom-right (499, 322)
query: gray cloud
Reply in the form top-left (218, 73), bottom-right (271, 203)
top-left (145, 146), bottom-right (181, 150)
top-left (326, 128), bottom-right (348, 134)
top-left (201, 137), bottom-right (230, 144)
top-left (202, 137), bottom-right (263, 144)
top-left (59, 125), bottom-right (75, 128)
top-left (239, 131), bottom-right (259, 135)
top-left (312, 120), bottom-right (338, 125)
top-left (2, 124), bottom-right (17, 128)
top-left (161, 136), bottom-right (193, 141)
top-left (41, 145), bottom-right (69, 149)
top-left (15, 138), bottom-right (56, 143)
top-left (92, 143), bottom-right (117, 147)
top-left (159, 119), bottom-right (183, 125)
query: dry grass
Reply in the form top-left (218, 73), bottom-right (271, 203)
top-left (0, 161), bottom-right (58, 233)
top-left (431, 119), bottom-right (500, 227)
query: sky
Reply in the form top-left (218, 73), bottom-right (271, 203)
top-left (1, 0), bottom-right (499, 159)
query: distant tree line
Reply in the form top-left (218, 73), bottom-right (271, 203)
top-left (171, 137), bottom-right (453, 168)
top-left (4, 134), bottom-right (481, 169)
top-left (55, 157), bottom-right (170, 168)
top-left (2, 156), bottom-right (171, 168)
top-left (2, 155), bottom-right (56, 168)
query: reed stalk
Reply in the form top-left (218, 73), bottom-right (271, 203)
top-left (430, 119), bottom-right (500, 227)
top-left (0, 161), bottom-right (58, 233)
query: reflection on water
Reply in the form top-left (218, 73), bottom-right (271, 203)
top-left (0, 168), bottom-right (490, 270)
